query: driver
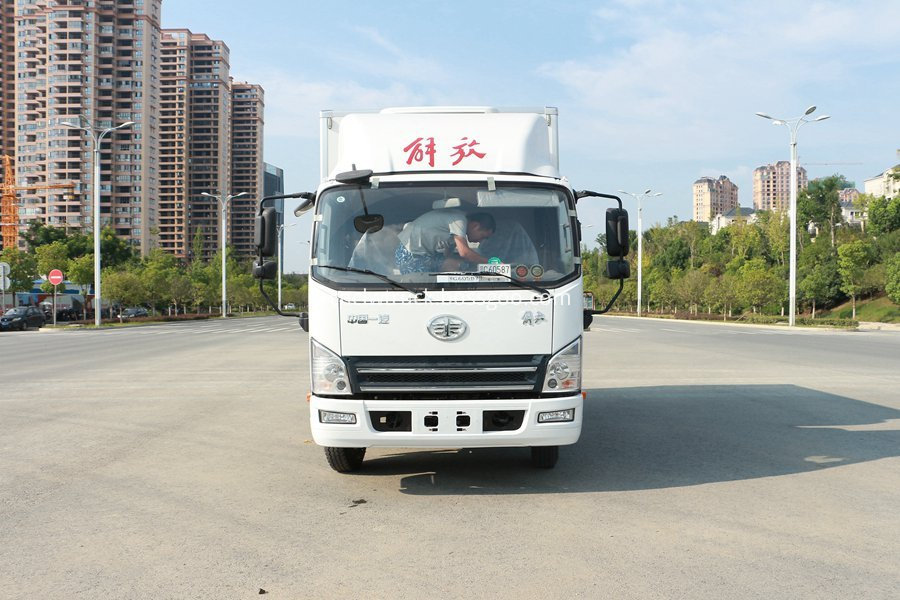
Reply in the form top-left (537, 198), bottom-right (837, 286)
top-left (395, 210), bottom-right (495, 273)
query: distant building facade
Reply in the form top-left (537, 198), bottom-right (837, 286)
top-left (229, 82), bottom-right (264, 257)
top-left (710, 206), bottom-right (758, 235)
top-left (864, 166), bottom-right (900, 200)
top-left (753, 161), bottom-right (808, 212)
top-left (0, 1), bottom-right (14, 180)
top-left (9, 0), bottom-right (163, 254)
top-left (3, 8), bottom-right (266, 258)
top-left (692, 175), bottom-right (738, 222)
top-left (264, 162), bottom-right (285, 224)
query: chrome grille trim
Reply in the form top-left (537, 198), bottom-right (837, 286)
top-left (359, 385), bottom-right (536, 392)
top-left (357, 367), bottom-right (538, 374)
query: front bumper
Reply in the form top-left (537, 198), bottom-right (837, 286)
top-left (309, 394), bottom-right (583, 448)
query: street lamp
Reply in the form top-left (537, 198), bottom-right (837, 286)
top-left (755, 106), bottom-right (830, 327)
top-left (63, 118), bottom-right (134, 327)
top-left (276, 222), bottom-right (296, 310)
top-left (201, 191), bottom-right (248, 318)
top-left (617, 189), bottom-right (662, 317)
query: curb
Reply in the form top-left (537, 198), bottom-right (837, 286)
top-left (600, 315), bottom-right (857, 332)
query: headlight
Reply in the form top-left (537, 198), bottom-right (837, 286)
top-left (311, 339), bottom-right (351, 395)
top-left (543, 338), bottom-right (581, 392)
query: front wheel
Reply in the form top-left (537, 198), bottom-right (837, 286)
top-left (324, 447), bottom-right (366, 473)
top-left (530, 445), bottom-right (559, 469)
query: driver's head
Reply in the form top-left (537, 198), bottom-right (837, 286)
top-left (466, 212), bottom-right (496, 243)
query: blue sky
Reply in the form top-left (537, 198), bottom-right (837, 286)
top-left (162, 0), bottom-right (900, 272)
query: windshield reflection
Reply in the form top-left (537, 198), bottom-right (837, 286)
top-left (311, 183), bottom-right (577, 289)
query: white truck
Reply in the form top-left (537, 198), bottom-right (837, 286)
top-left (253, 107), bottom-right (630, 472)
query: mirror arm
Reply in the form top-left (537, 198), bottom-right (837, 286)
top-left (590, 277), bottom-right (624, 316)
top-left (575, 190), bottom-right (623, 209)
top-left (258, 278), bottom-right (302, 318)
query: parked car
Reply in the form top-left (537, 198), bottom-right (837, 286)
top-left (0, 307), bottom-right (46, 331)
top-left (119, 307), bottom-right (149, 320)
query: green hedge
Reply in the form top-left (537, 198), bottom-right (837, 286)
top-left (795, 317), bottom-right (858, 328)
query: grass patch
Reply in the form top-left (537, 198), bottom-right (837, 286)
top-left (819, 295), bottom-right (900, 323)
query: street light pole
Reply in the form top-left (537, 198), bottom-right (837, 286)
top-left (618, 189), bottom-right (662, 316)
top-left (756, 107), bottom-right (830, 327)
top-left (201, 191), bottom-right (248, 318)
top-left (63, 118), bottom-right (134, 327)
top-left (276, 222), bottom-right (296, 310)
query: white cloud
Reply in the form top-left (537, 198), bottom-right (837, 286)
top-left (540, 0), bottom-right (900, 162)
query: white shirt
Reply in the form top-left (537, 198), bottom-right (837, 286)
top-left (398, 209), bottom-right (467, 255)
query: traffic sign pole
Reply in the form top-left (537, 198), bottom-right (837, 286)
top-left (47, 270), bottom-right (64, 325)
top-left (0, 261), bottom-right (9, 311)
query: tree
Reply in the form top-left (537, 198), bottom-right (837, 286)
top-left (726, 219), bottom-right (763, 260)
top-left (35, 241), bottom-right (70, 278)
top-left (836, 240), bottom-right (871, 319)
top-left (886, 253), bottom-right (900, 305)
top-left (867, 196), bottom-right (900, 236)
top-left (738, 259), bottom-right (782, 313)
top-left (704, 274), bottom-right (739, 318)
top-left (798, 260), bottom-right (841, 318)
top-left (798, 175), bottom-right (848, 247)
top-left (21, 221), bottom-right (67, 252)
top-left (142, 249), bottom-right (178, 312)
top-left (760, 210), bottom-right (789, 267)
top-left (67, 254), bottom-right (94, 320)
top-left (674, 269), bottom-right (709, 314)
top-left (100, 227), bottom-right (136, 268)
top-left (0, 247), bottom-right (38, 294)
top-left (169, 273), bottom-right (194, 314)
top-left (102, 268), bottom-right (146, 315)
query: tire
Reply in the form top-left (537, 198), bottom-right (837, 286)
top-left (324, 447), bottom-right (366, 473)
top-left (530, 445), bottom-right (559, 469)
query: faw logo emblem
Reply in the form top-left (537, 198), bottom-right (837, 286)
top-left (427, 315), bottom-right (467, 341)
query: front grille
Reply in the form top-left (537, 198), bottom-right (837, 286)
top-left (347, 354), bottom-right (547, 394)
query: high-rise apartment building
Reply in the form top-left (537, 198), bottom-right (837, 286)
top-left (692, 175), bottom-right (738, 222)
top-left (0, 1), bottom-right (15, 171)
top-left (6, 7), bottom-right (267, 258)
top-left (158, 29), bottom-right (231, 260)
top-left (753, 161), bottom-right (808, 212)
top-left (229, 81), bottom-right (264, 257)
top-left (11, 0), bottom-right (161, 253)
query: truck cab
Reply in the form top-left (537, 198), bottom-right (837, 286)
top-left (253, 107), bottom-right (629, 472)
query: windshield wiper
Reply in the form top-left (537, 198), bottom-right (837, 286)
top-left (429, 271), bottom-right (551, 298)
top-left (317, 265), bottom-right (425, 299)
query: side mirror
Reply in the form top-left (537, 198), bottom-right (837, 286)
top-left (255, 207), bottom-right (278, 257)
top-left (252, 259), bottom-right (278, 280)
top-left (298, 312), bottom-right (309, 332)
top-left (605, 208), bottom-right (629, 257)
top-left (607, 259), bottom-right (630, 280)
top-left (294, 197), bottom-right (314, 216)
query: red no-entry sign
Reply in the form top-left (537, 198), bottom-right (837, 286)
top-left (48, 269), bottom-right (64, 286)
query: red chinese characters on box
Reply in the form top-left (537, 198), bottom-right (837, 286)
top-left (403, 137), bottom-right (486, 167)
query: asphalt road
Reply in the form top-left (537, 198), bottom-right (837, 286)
top-left (1, 316), bottom-right (898, 599)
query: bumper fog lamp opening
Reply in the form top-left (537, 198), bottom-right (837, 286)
top-left (319, 410), bottom-right (358, 425)
top-left (538, 409), bottom-right (575, 423)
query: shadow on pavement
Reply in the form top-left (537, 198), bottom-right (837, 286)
top-left (355, 385), bottom-right (900, 495)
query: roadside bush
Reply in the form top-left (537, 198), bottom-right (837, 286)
top-left (739, 314), bottom-right (788, 324)
top-left (795, 317), bottom-right (858, 328)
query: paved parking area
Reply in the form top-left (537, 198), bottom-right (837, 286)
top-left (1, 316), bottom-right (898, 599)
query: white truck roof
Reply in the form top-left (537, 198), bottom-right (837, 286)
top-left (320, 106), bottom-right (560, 181)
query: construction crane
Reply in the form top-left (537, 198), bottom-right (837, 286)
top-left (1, 155), bottom-right (77, 250)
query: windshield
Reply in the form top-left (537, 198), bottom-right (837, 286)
top-left (311, 182), bottom-right (577, 289)
top-left (4, 308), bottom-right (25, 316)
